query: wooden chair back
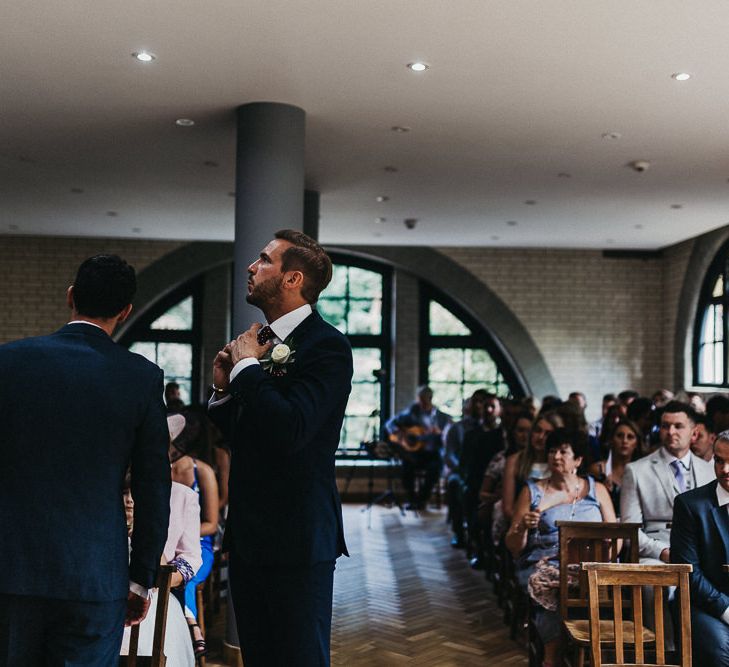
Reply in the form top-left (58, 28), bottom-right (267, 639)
top-left (556, 521), bottom-right (640, 620)
top-left (582, 562), bottom-right (692, 667)
top-left (121, 564), bottom-right (176, 667)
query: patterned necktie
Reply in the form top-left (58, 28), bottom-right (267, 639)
top-left (670, 460), bottom-right (686, 493)
top-left (257, 325), bottom-right (276, 345)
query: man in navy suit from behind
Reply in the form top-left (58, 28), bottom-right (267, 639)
top-left (0, 255), bottom-right (171, 666)
top-left (208, 230), bottom-right (353, 667)
top-left (671, 431), bottom-right (729, 665)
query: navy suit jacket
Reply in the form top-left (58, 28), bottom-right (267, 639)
top-left (671, 479), bottom-right (729, 618)
top-left (0, 323), bottom-right (171, 601)
top-left (209, 310), bottom-right (353, 566)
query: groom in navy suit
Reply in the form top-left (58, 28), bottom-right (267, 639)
top-left (209, 230), bottom-right (353, 667)
top-left (671, 431), bottom-right (729, 664)
top-left (0, 255), bottom-right (171, 666)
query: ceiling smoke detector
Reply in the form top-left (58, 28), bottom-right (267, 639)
top-left (404, 218), bottom-right (418, 229)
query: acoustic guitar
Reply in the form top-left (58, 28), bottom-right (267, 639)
top-left (388, 425), bottom-right (440, 453)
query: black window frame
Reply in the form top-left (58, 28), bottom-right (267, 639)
top-left (119, 277), bottom-right (204, 404)
top-left (418, 281), bottom-right (525, 401)
top-left (693, 240), bottom-right (729, 387)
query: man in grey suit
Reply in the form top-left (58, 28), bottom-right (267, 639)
top-left (621, 400), bottom-right (714, 564)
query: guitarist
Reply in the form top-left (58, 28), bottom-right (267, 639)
top-left (385, 386), bottom-right (452, 510)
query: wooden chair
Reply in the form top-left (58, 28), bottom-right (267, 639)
top-left (553, 521), bottom-right (641, 667)
top-left (120, 564), bottom-right (176, 667)
top-left (195, 582), bottom-right (207, 667)
top-left (582, 562), bottom-right (693, 667)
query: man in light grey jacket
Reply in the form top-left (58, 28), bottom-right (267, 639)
top-left (621, 400), bottom-right (714, 564)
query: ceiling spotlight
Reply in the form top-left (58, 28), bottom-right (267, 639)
top-left (132, 51), bottom-right (156, 62)
top-left (404, 218), bottom-right (418, 229)
top-left (375, 217), bottom-right (387, 224)
top-left (175, 118), bottom-right (195, 127)
top-left (407, 62), bottom-right (430, 72)
top-left (391, 126), bottom-right (411, 133)
top-left (672, 72), bottom-right (691, 81)
top-left (376, 195), bottom-right (389, 203)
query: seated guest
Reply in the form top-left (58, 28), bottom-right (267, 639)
top-left (589, 393), bottom-right (617, 440)
top-left (485, 412), bottom-right (533, 545)
top-left (707, 394), bottom-right (729, 434)
top-left (588, 418), bottom-right (642, 517)
top-left (444, 390), bottom-right (488, 547)
top-left (121, 415), bottom-right (202, 667)
top-left (170, 410), bottom-right (220, 658)
top-left (386, 385), bottom-right (451, 510)
top-left (506, 429), bottom-right (616, 667)
top-left (621, 401), bottom-right (714, 564)
top-left (627, 397), bottom-right (658, 455)
top-left (691, 412), bottom-right (716, 462)
top-left (501, 411), bottom-right (563, 523)
top-left (456, 394), bottom-right (505, 567)
top-left (671, 431), bottom-right (729, 665)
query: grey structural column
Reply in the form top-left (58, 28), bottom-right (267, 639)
top-left (226, 102), bottom-right (305, 654)
top-left (233, 102), bottom-right (306, 335)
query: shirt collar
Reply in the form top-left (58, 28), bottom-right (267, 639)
top-left (67, 320), bottom-right (105, 331)
top-left (664, 448), bottom-right (692, 470)
top-left (268, 304), bottom-right (312, 342)
top-left (716, 480), bottom-right (729, 507)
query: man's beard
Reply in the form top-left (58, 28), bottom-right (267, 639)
top-left (247, 274), bottom-right (284, 310)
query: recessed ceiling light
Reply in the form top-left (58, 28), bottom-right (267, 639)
top-left (133, 51), bottom-right (156, 62)
top-left (383, 166), bottom-right (398, 173)
top-left (524, 200), bottom-right (537, 205)
top-left (175, 118), bottom-right (195, 127)
top-left (407, 62), bottom-right (430, 72)
top-left (391, 126), bottom-right (411, 133)
top-left (672, 72), bottom-right (691, 81)
top-left (376, 195), bottom-right (389, 203)
top-left (375, 217), bottom-right (387, 224)
top-left (601, 131), bottom-right (622, 140)
top-left (506, 220), bottom-right (518, 226)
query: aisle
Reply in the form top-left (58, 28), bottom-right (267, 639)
top-left (331, 504), bottom-right (528, 666)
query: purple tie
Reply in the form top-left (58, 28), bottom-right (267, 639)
top-left (670, 460), bottom-right (686, 493)
top-left (257, 325), bottom-right (276, 345)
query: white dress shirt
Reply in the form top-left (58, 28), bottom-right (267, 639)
top-left (209, 303), bottom-right (313, 408)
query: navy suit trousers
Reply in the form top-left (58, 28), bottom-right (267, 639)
top-left (0, 594), bottom-right (126, 666)
top-left (229, 558), bottom-right (336, 667)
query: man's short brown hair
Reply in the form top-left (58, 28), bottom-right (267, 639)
top-left (275, 229), bottom-right (333, 303)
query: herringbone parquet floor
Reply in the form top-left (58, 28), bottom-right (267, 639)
top-left (330, 504), bottom-right (528, 666)
top-left (207, 503), bottom-right (527, 666)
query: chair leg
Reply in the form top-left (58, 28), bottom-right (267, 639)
top-left (195, 584), bottom-right (206, 667)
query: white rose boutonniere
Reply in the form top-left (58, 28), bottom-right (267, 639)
top-left (261, 337), bottom-right (296, 376)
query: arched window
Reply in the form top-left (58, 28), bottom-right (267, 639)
top-left (318, 254), bottom-right (392, 451)
top-left (420, 284), bottom-right (522, 416)
top-left (694, 244), bottom-right (729, 386)
top-left (120, 279), bottom-right (203, 404)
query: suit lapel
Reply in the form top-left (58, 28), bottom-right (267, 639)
top-left (709, 483), bottom-right (729, 565)
top-left (653, 449), bottom-right (677, 505)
